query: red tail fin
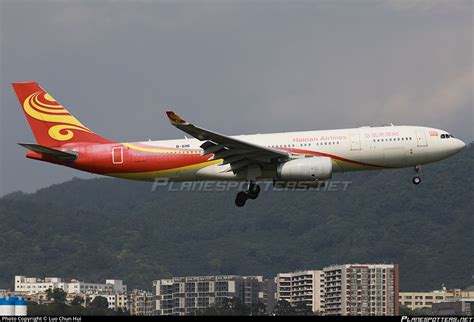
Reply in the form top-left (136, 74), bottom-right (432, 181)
top-left (12, 82), bottom-right (112, 147)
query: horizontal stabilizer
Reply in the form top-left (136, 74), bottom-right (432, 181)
top-left (18, 143), bottom-right (77, 160)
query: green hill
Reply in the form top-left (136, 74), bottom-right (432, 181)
top-left (1, 145), bottom-right (472, 291)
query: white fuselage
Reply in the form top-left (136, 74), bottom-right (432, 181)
top-left (135, 125), bottom-right (465, 181)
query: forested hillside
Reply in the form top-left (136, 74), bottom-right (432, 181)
top-left (1, 145), bottom-right (472, 291)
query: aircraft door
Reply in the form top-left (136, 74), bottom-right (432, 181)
top-left (415, 130), bottom-right (428, 147)
top-left (112, 146), bottom-right (124, 164)
top-left (350, 134), bottom-right (361, 151)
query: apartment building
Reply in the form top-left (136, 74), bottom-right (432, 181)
top-left (127, 289), bottom-right (155, 316)
top-left (262, 278), bottom-right (277, 314)
top-left (153, 275), bottom-right (264, 316)
top-left (275, 270), bottom-right (325, 314)
top-left (323, 264), bottom-right (399, 316)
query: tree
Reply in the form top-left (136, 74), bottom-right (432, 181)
top-left (0, 146), bottom-right (472, 292)
top-left (89, 296), bottom-right (109, 309)
top-left (399, 305), bottom-right (433, 316)
top-left (221, 297), bottom-right (250, 316)
top-left (71, 295), bottom-right (84, 306)
top-left (273, 299), bottom-right (296, 316)
top-left (46, 288), bottom-right (67, 303)
top-left (250, 301), bottom-right (266, 316)
top-left (294, 301), bottom-right (313, 315)
top-left (196, 297), bottom-right (251, 316)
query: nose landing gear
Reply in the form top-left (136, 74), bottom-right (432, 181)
top-left (234, 182), bottom-right (261, 207)
top-left (413, 176), bottom-right (421, 185)
top-left (413, 165), bottom-right (422, 185)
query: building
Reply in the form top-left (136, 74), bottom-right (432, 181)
top-left (87, 294), bottom-right (118, 310)
top-left (323, 264), bottom-right (399, 316)
top-left (14, 276), bottom-right (127, 295)
top-left (127, 289), bottom-right (155, 316)
top-left (14, 275), bottom-right (128, 311)
top-left (262, 279), bottom-right (277, 314)
top-left (83, 293), bottom-right (128, 311)
top-left (116, 293), bottom-right (128, 312)
top-left (399, 286), bottom-right (474, 311)
top-left (432, 298), bottom-right (474, 316)
top-left (399, 287), bottom-right (451, 310)
top-left (275, 270), bottom-right (325, 314)
top-left (153, 275), bottom-right (265, 316)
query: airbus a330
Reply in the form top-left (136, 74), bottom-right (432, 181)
top-left (13, 82), bottom-right (466, 206)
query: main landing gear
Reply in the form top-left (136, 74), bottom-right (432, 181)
top-left (412, 165), bottom-right (422, 185)
top-left (235, 182), bottom-right (261, 207)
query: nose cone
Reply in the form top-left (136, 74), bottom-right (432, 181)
top-left (452, 139), bottom-right (466, 154)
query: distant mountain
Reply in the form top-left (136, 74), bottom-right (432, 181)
top-left (1, 145), bottom-right (472, 291)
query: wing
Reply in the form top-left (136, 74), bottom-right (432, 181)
top-left (166, 111), bottom-right (290, 174)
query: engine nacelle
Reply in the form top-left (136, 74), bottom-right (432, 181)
top-left (277, 157), bottom-right (332, 181)
top-left (273, 180), bottom-right (326, 190)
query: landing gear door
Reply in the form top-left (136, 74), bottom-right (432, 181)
top-left (415, 130), bottom-right (428, 147)
top-left (350, 134), bottom-right (361, 151)
top-left (112, 146), bottom-right (124, 164)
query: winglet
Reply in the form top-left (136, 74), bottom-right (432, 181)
top-left (166, 111), bottom-right (188, 125)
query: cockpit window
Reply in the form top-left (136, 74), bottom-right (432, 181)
top-left (440, 134), bottom-right (446, 139)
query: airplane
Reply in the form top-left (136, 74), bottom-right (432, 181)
top-left (12, 82), bottom-right (466, 207)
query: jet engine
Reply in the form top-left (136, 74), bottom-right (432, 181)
top-left (277, 156), bottom-right (332, 181)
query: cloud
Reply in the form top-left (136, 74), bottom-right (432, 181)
top-left (381, 71), bottom-right (472, 123)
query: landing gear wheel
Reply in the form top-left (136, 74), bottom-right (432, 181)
top-left (247, 184), bottom-right (261, 200)
top-left (235, 191), bottom-right (248, 207)
top-left (413, 176), bottom-right (421, 185)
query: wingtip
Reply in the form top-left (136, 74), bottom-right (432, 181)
top-left (166, 111), bottom-right (187, 125)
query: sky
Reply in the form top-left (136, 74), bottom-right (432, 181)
top-left (0, 0), bottom-right (472, 196)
